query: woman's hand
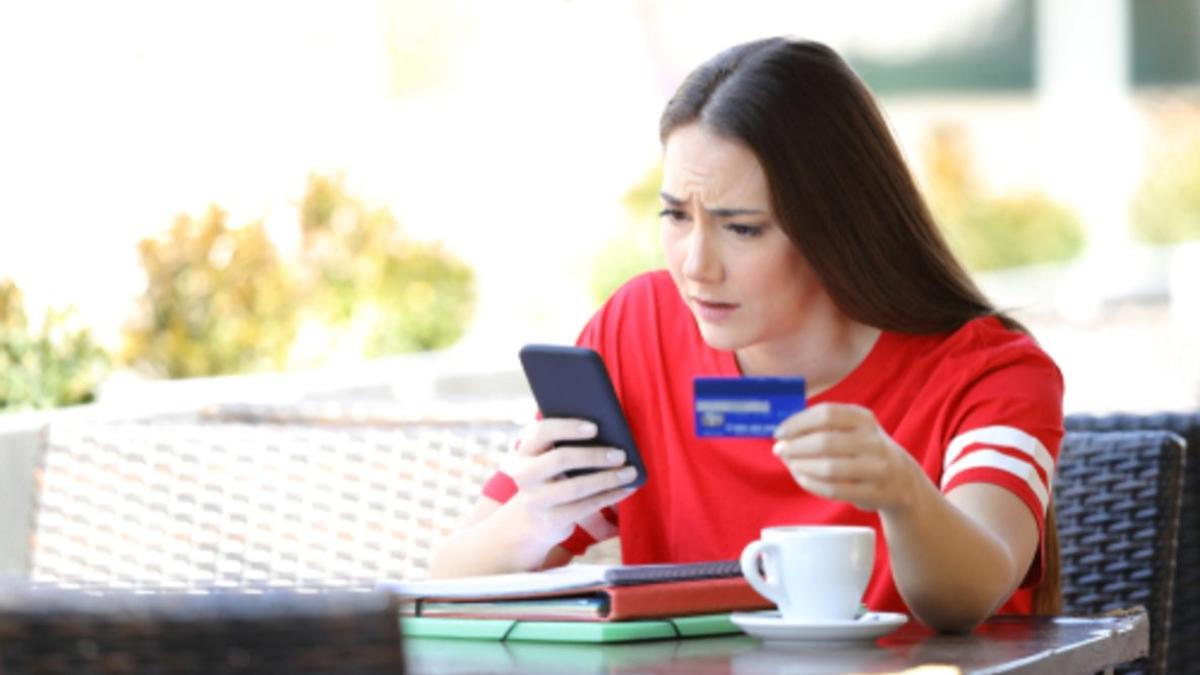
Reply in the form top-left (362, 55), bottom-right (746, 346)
top-left (772, 403), bottom-right (1041, 631)
top-left (772, 403), bottom-right (923, 513)
top-left (495, 418), bottom-right (639, 567)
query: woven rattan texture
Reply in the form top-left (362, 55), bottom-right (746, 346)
top-left (30, 420), bottom-right (519, 590)
top-left (0, 586), bottom-right (402, 674)
top-left (1064, 413), bottom-right (1198, 675)
top-left (1056, 429), bottom-right (1186, 675)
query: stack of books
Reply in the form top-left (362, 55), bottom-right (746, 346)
top-left (386, 560), bottom-right (772, 643)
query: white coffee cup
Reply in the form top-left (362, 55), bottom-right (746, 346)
top-left (739, 525), bottom-right (875, 621)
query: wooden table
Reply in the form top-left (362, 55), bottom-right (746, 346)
top-left (404, 611), bottom-right (1149, 674)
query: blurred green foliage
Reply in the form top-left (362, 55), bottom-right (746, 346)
top-left (1, 279), bottom-right (109, 411)
top-left (123, 174), bottom-right (475, 378)
top-left (298, 174), bottom-right (475, 357)
top-left (923, 125), bottom-right (1085, 271)
top-left (590, 164), bottom-right (665, 305)
top-left (123, 207), bottom-right (298, 378)
top-left (1131, 131), bottom-right (1200, 244)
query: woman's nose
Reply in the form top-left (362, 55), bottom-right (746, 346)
top-left (682, 228), bottom-right (721, 283)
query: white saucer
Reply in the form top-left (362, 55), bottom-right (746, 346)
top-left (730, 610), bottom-right (908, 642)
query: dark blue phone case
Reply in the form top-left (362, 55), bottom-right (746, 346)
top-left (518, 345), bottom-right (648, 488)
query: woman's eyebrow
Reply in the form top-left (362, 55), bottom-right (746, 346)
top-left (659, 191), bottom-right (766, 217)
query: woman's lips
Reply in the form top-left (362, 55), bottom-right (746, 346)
top-left (692, 297), bottom-right (738, 323)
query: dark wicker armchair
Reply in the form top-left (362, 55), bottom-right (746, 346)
top-left (1055, 429), bottom-right (1187, 675)
top-left (1064, 413), bottom-right (1198, 675)
top-left (0, 586), bottom-right (403, 673)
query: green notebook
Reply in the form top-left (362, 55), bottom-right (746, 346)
top-left (405, 628), bottom-right (758, 673)
top-left (402, 612), bottom-right (740, 643)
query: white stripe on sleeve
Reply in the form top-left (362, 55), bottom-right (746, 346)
top-left (941, 449), bottom-right (1051, 514)
top-left (943, 425), bottom-right (1054, 484)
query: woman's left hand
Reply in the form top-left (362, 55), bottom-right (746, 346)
top-left (772, 403), bottom-right (923, 513)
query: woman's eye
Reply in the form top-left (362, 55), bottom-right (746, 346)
top-left (727, 223), bottom-right (762, 238)
top-left (657, 208), bottom-right (687, 222)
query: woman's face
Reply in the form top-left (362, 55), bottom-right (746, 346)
top-left (660, 123), bottom-right (824, 355)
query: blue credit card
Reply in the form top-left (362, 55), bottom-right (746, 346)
top-left (694, 377), bottom-right (807, 438)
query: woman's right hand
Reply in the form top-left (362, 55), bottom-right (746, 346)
top-left (495, 418), bottom-right (639, 568)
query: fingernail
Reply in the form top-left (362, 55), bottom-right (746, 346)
top-left (618, 467), bottom-right (637, 483)
top-left (607, 449), bottom-right (626, 464)
top-left (578, 422), bottom-right (597, 436)
top-left (772, 441), bottom-right (785, 455)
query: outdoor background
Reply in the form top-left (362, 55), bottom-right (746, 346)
top-left (2, 0), bottom-right (1199, 417)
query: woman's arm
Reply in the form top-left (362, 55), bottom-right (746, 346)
top-left (427, 418), bottom-right (636, 579)
top-left (772, 403), bottom-right (1039, 632)
top-left (879, 475), bottom-right (1037, 631)
top-left (427, 497), bottom-right (574, 578)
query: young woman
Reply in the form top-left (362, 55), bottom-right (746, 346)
top-left (429, 37), bottom-right (1063, 633)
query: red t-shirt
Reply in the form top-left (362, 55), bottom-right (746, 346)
top-left (485, 270), bottom-right (1064, 614)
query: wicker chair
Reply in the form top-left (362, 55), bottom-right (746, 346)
top-left (0, 585), bottom-right (402, 673)
top-left (1055, 430), bottom-right (1187, 675)
top-left (28, 419), bottom-right (520, 589)
top-left (1063, 413), bottom-right (1198, 675)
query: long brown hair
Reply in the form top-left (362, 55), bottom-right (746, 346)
top-left (660, 37), bottom-right (1059, 609)
top-left (659, 37), bottom-right (1007, 334)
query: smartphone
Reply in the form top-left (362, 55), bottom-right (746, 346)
top-left (518, 344), bottom-right (648, 488)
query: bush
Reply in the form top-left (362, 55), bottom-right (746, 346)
top-left (1, 279), bottom-right (109, 411)
top-left (123, 175), bottom-right (476, 378)
top-left (952, 194), bottom-right (1087, 271)
top-left (123, 206), bottom-right (299, 378)
top-left (590, 164), bottom-right (665, 305)
top-left (1131, 131), bottom-right (1200, 244)
top-left (922, 125), bottom-right (1085, 271)
top-left (296, 174), bottom-right (475, 358)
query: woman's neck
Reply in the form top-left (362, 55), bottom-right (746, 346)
top-left (735, 314), bottom-right (881, 397)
